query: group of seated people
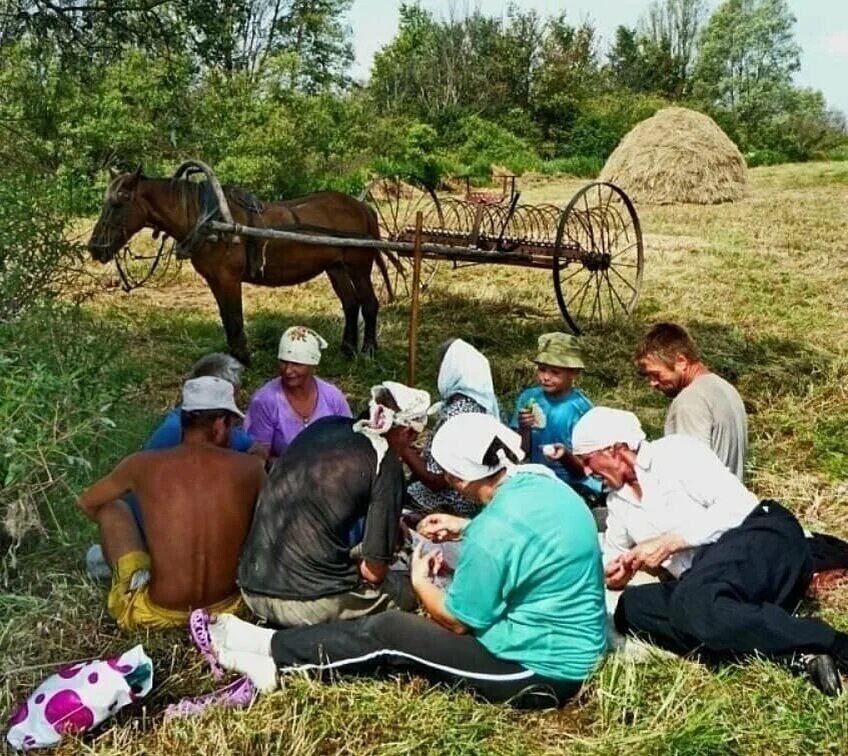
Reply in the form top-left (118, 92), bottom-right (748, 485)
top-left (77, 322), bottom-right (848, 708)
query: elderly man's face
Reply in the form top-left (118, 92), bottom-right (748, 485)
top-left (638, 355), bottom-right (687, 397)
top-left (579, 446), bottom-right (632, 490)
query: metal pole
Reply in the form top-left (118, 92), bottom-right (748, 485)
top-left (407, 212), bottom-right (424, 386)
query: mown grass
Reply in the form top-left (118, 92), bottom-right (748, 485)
top-left (2, 162), bottom-right (847, 753)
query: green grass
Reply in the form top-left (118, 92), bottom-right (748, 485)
top-left (2, 161), bottom-right (848, 753)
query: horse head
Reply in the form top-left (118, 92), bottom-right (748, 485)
top-left (88, 166), bottom-right (148, 262)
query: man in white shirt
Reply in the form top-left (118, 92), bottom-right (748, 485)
top-left (572, 406), bottom-right (848, 696)
top-left (635, 323), bottom-right (848, 592)
top-left (635, 322), bottom-right (747, 481)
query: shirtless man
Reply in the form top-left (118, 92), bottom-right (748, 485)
top-left (77, 376), bottom-right (265, 631)
top-left (635, 322), bottom-right (747, 480)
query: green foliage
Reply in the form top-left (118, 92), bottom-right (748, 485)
top-left (0, 173), bottom-right (85, 319)
top-left (449, 116), bottom-right (541, 181)
top-left (372, 122), bottom-right (455, 189)
top-left (0, 0), bottom-right (844, 218)
top-left (539, 156), bottom-right (604, 178)
top-left (0, 307), bottom-right (124, 545)
top-left (558, 93), bottom-right (669, 158)
top-left (692, 0), bottom-right (803, 151)
top-left (745, 149), bottom-right (790, 167)
top-left (825, 145), bottom-right (848, 162)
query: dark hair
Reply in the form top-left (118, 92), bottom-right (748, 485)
top-left (372, 386), bottom-right (400, 412)
top-left (635, 322), bottom-right (700, 367)
top-left (436, 338), bottom-right (458, 367)
top-left (481, 436), bottom-right (520, 468)
top-left (181, 409), bottom-right (233, 433)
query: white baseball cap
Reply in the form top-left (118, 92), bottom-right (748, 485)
top-left (181, 376), bottom-right (244, 418)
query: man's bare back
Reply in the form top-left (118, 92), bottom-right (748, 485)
top-left (129, 444), bottom-right (264, 608)
top-left (79, 441), bottom-right (264, 611)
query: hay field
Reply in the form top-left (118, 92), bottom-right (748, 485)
top-left (2, 162), bottom-right (847, 754)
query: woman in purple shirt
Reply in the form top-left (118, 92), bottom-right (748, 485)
top-left (245, 326), bottom-right (352, 464)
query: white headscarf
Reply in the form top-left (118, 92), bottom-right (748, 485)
top-left (434, 339), bottom-right (500, 418)
top-left (572, 407), bottom-right (646, 455)
top-left (278, 326), bottom-right (328, 365)
top-left (429, 412), bottom-right (562, 484)
top-left (354, 381), bottom-right (431, 473)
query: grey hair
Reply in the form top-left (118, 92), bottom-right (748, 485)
top-left (189, 353), bottom-right (244, 388)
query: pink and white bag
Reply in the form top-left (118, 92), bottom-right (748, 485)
top-left (6, 645), bottom-right (153, 751)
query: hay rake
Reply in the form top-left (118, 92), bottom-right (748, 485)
top-left (360, 175), bottom-right (644, 333)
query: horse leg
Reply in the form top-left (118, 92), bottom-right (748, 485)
top-left (346, 253), bottom-right (380, 355)
top-left (326, 263), bottom-right (360, 358)
top-left (208, 274), bottom-right (251, 366)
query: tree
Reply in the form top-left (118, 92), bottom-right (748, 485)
top-left (607, 1), bottom-right (705, 99)
top-left (692, 0), bottom-right (801, 147)
top-left (641, 0), bottom-right (706, 90)
top-left (531, 13), bottom-right (603, 150)
top-left (274, 0), bottom-right (353, 92)
top-left (368, 4), bottom-right (543, 129)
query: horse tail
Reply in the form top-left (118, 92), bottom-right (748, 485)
top-left (375, 252), bottom-right (397, 304)
top-left (363, 201), bottom-right (397, 304)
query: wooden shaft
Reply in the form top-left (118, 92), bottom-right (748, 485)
top-left (202, 220), bottom-right (586, 269)
top-left (407, 212), bottom-right (424, 386)
top-left (203, 219), bottom-right (579, 261)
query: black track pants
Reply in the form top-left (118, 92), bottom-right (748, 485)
top-left (614, 501), bottom-right (838, 658)
top-left (270, 610), bottom-right (582, 709)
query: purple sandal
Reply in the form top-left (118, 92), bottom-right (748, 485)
top-left (189, 609), bottom-right (224, 681)
top-left (164, 676), bottom-right (256, 720)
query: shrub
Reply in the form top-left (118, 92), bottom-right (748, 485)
top-left (0, 173), bottom-right (86, 320)
top-left (825, 144), bottom-right (848, 162)
top-left (745, 150), bottom-right (790, 168)
top-left (371, 121), bottom-right (455, 189)
top-left (449, 116), bottom-right (541, 181)
top-left (0, 307), bottom-right (122, 548)
top-left (548, 93), bottom-right (669, 159)
top-left (539, 156), bottom-right (603, 178)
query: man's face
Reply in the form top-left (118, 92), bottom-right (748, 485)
top-left (535, 363), bottom-right (579, 396)
top-left (579, 446), bottom-right (632, 490)
top-left (638, 355), bottom-right (687, 397)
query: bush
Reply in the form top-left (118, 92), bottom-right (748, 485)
top-left (0, 307), bottom-right (123, 548)
top-left (449, 116), bottom-right (541, 181)
top-left (539, 156), bottom-right (603, 178)
top-left (825, 144), bottom-right (848, 162)
top-left (745, 150), bottom-right (790, 168)
top-left (0, 173), bottom-right (86, 320)
top-left (545, 92), bottom-right (669, 159)
top-left (371, 121), bottom-right (455, 189)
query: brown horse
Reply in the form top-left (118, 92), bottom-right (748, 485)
top-left (87, 167), bottom-right (386, 365)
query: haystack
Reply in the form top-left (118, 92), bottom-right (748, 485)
top-left (599, 107), bottom-right (748, 204)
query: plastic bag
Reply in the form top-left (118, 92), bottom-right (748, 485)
top-left (7, 644), bottom-right (153, 751)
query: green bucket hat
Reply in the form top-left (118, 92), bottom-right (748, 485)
top-left (534, 332), bottom-right (585, 369)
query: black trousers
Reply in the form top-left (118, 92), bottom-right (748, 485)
top-left (270, 610), bottom-right (582, 709)
top-left (614, 501), bottom-right (838, 659)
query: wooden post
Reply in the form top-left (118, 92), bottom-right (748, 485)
top-left (407, 211), bottom-right (424, 386)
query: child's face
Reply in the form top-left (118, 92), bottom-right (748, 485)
top-left (535, 363), bottom-right (580, 396)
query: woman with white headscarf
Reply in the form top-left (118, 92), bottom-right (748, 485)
top-left (245, 325), bottom-right (351, 464)
top-left (404, 338), bottom-right (501, 517)
top-left (202, 413), bottom-right (607, 709)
